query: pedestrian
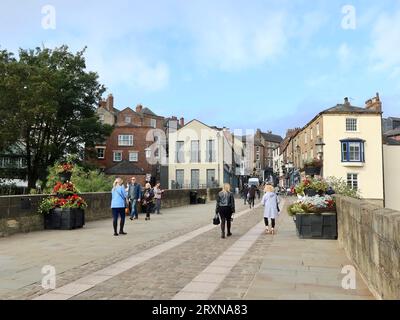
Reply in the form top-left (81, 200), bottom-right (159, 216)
top-left (128, 177), bottom-right (141, 220)
top-left (248, 185), bottom-right (256, 208)
top-left (111, 177), bottom-right (128, 236)
top-left (216, 183), bottom-right (235, 239)
top-left (242, 184), bottom-right (248, 205)
top-left (153, 182), bottom-right (164, 214)
top-left (262, 184), bottom-right (280, 235)
top-left (142, 182), bottom-right (155, 221)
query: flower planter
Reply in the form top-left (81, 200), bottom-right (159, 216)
top-left (294, 212), bottom-right (337, 239)
top-left (44, 208), bottom-right (85, 230)
top-left (59, 171), bottom-right (72, 183)
top-left (304, 167), bottom-right (321, 176)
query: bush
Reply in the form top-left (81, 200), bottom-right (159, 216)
top-left (44, 161), bottom-right (114, 194)
top-left (325, 176), bottom-right (360, 199)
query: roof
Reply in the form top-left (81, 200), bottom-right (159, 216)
top-left (141, 107), bottom-right (157, 116)
top-left (384, 128), bottom-right (400, 137)
top-left (105, 161), bottom-right (145, 175)
top-left (261, 132), bottom-right (283, 143)
top-left (383, 136), bottom-right (400, 145)
top-left (323, 104), bottom-right (380, 114)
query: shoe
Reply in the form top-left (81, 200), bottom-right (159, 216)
top-left (114, 233), bottom-right (119, 236)
top-left (227, 232), bottom-right (232, 237)
top-left (129, 217), bottom-right (133, 221)
top-left (134, 217), bottom-right (138, 220)
top-left (221, 232), bottom-right (225, 239)
top-left (119, 231), bottom-right (127, 235)
top-left (265, 228), bottom-right (270, 234)
top-left (271, 229), bottom-right (275, 235)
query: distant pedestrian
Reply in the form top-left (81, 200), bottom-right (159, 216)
top-left (128, 177), bottom-right (141, 220)
top-left (262, 184), bottom-right (280, 235)
top-left (111, 177), bottom-right (128, 236)
top-left (142, 183), bottom-right (155, 221)
top-left (248, 185), bottom-right (256, 208)
top-left (153, 182), bottom-right (164, 214)
top-left (216, 183), bottom-right (235, 239)
top-left (241, 184), bottom-right (249, 205)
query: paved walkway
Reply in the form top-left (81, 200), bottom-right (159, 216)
top-left (0, 197), bottom-right (374, 300)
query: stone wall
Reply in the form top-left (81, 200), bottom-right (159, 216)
top-left (0, 187), bottom-right (221, 237)
top-left (336, 195), bottom-right (400, 299)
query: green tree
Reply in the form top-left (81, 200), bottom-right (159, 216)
top-left (0, 45), bottom-right (113, 189)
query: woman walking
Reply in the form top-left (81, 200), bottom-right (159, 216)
top-left (111, 177), bottom-right (128, 236)
top-left (142, 183), bottom-right (155, 221)
top-left (262, 184), bottom-right (280, 235)
top-left (153, 182), bottom-right (164, 214)
top-left (216, 183), bottom-right (235, 239)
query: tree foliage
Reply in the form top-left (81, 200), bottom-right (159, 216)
top-left (0, 45), bottom-right (113, 188)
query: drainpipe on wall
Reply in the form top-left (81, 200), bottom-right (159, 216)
top-left (380, 112), bottom-right (386, 208)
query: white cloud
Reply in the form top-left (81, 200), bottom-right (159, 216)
top-left (337, 42), bottom-right (351, 66)
top-left (370, 10), bottom-right (400, 74)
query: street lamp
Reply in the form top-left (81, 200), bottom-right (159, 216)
top-left (315, 137), bottom-right (325, 177)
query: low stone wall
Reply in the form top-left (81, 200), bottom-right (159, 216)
top-left (0, 187), bottom-right (221, 237)
top-left (336, 195), bottom-right (400, 299)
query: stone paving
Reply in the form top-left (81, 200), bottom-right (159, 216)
top-left (0, 196), bottom-right (374, 300)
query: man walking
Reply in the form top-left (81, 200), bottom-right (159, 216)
top-left (128, 177), bottom-right (141, 220)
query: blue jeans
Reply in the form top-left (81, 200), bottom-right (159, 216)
top-left (130, 199), bottom-right (138, 218)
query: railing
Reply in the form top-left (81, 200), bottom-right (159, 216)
top-left (170, 181), bottom-right (220, 190)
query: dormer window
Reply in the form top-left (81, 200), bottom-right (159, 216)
top-left (125, 116), bottom-right (131, 124)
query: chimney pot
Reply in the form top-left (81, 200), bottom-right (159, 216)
top-left (136, 104), bottom-right (143, 113)
top-left (180, 117), bottom-right (184, 127)
top-left (344, 97), bottom-right (349, 105)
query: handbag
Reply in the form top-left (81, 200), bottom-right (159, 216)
top-left (213, 214), bottom-right (220, 225)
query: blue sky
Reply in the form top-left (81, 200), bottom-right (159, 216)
top-left (1, 0), bottom-right (399, 137)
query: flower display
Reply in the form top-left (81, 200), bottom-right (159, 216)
top-left (53, 182), bottom-right (79, 195)
top-left (295, 177), bottom-right (328, 195)
top-left (287, 195), bottom-right (336, 216)
top-left (55, 163), bottom-right (74, 173)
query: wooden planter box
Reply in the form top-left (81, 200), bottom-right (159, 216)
top-left (294, 212), bottom-right (337, 239)
top-left (44, 208), bottom-right (85, 230)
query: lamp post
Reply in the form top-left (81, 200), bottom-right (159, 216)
top-left (315, 137), bottom-right (325, 177)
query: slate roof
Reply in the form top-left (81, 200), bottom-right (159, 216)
top-left (384, 128), bottom-right (400, 137)
top-left (261, 132), bottom-right (283, 143)
top-left (105, 161), bottom-right (145, 175)
top-left (323, 104), bottom-right (379, 114)
top-left (383, 136), bottom-right (400, 145)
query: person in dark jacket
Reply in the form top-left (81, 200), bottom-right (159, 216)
top-left (216, 183), bottom-right (235, 239)
top-left (248, 185), bottom-right (256, 208)
top-left (142, 183), bottom-right (154, 221)
top-left (128, 177), bottom-right (141, 220)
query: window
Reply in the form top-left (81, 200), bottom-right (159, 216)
top-left (346, 118), bottom-right (357, 131)
top-left (125, 116), bottom-right (131, 124)
top-left (175, 170), bottom-right (184, 189)
top-left (316, 123), bottom-right (320, 136)
top-left (150, 118), bottom-right (157, 128)
top-left (191, 169), bottom-right (200, 189)
top-left (310, 149), bottom-right (314, 159)
top-left (154, 148), bottom-right (159, 158)
top-left (97, 148), bottom-right (105, 159)
top-left (113, 151), bottom-right (122, 162)
top-left (256, 146), bottom-right (260, 152)
top-left (305, 132), bottom-right (308, 144)
top-left (347, 173), bottom-right (358, 190)
top-left (206, 140), bottom-right (216, 162)
top-left (191, 140), bottom-right (200, 163)
top-left (118, 135), bottom-right (133, 146)
top-left (176, 141), bottom-right (184, 163)
top-left (145, 148), bottom-right (151, 159)
top-left (310, 127), bottom-right (313, 140)
top-left (207, 169), bottom-right (216, 187)
top-left (341, 140), bottom-right (365, 162)
top-left (256, 153), bottom-right (260, 161)
top-left (129, 151), bottom-right (138, 162)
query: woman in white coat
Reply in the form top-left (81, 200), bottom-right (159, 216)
top-left (262, 184), bottom-right (280, 234)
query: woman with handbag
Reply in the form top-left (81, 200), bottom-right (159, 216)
top-left (142, 183), bottom-right (155, 221)
top-left (216, 183), bottom-right (235, 239)
top-left (262, 184), bottom-right (280, 235)
top-left (111, 177), bottom-right (128, 236)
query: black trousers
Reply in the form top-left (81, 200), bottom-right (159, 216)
top-left (248, 196), bottom-right (255, 207)
top-left (264, 217), bottom-right (275, 228)
top-left (219, 206), bottom-right (232, 234)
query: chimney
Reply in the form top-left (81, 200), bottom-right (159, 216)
top-left (268, 130), bottom-right (272, 134)
top-left (136, 104), bottom-right (143, 113)
top-left (180, 117), bottom-right (184, 127)
top-left (106, 94), bottom-right (114, 111)
top-left (365, 92), bottom-right (382, 112)
top-left (171, 116), bottom-right (177, 120)
top-left (344, 97), bottom-right (350, 106)
top-left (99, 100), bottom-right (107, 109)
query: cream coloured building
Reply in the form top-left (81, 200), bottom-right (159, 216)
top-left (168, 119), bottom-right (243, 189)
top-left (286, 94), bottom-right (384, 202)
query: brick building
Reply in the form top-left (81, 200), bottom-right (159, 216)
top-left (89, 94), bottom-right (181, 187)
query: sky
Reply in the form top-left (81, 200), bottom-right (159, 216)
top-left (1, 0), bottom-right (399, 137)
